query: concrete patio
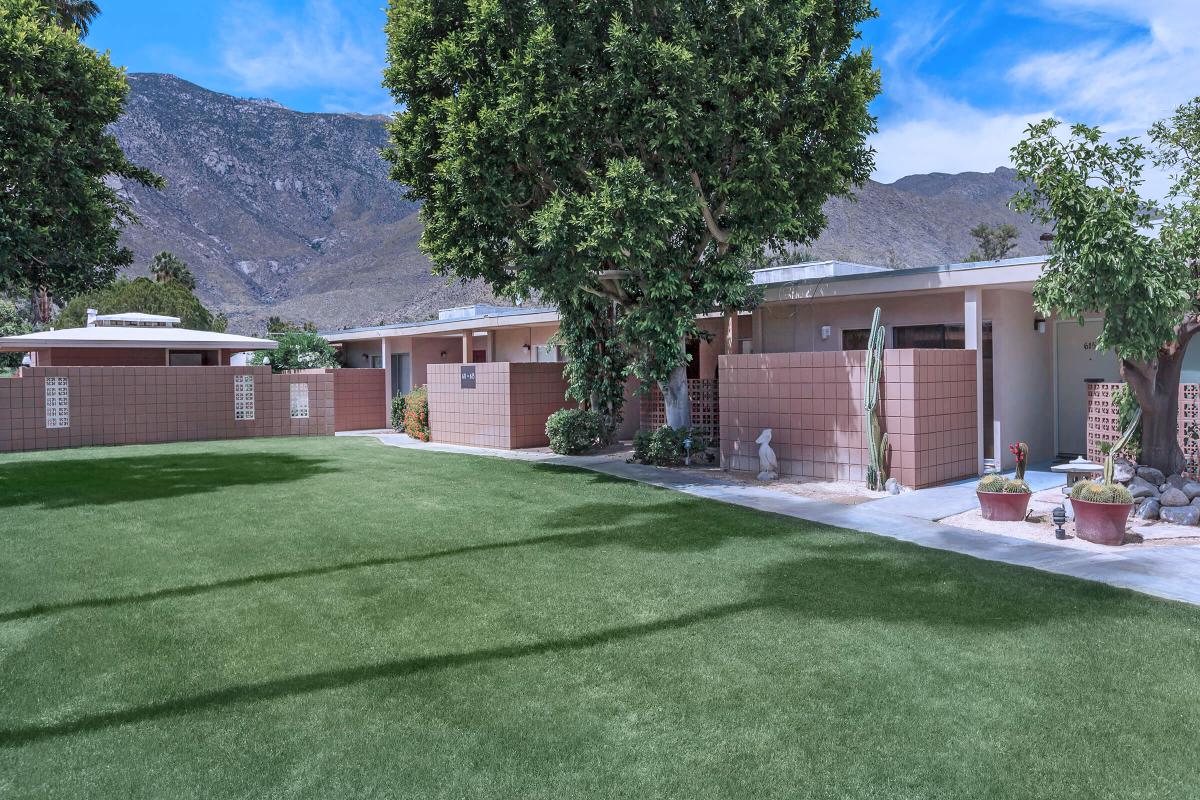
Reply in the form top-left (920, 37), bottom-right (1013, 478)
top-left (341, 431), bottom-right (1200, 607)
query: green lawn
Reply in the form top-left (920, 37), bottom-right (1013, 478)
top-left (1, 437), bottom-right (1197, 798)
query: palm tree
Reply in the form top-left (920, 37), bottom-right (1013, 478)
top-left (46, 0), bottom-right (101, 37)
top-left (149, 251), bottom-right (197, 291)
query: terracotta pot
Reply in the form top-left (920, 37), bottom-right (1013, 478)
top-left (1072, 498), bottom-right (1132, 546)
top-left (977, 491), bottom-right (1031, 522)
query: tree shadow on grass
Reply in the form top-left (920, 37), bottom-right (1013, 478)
top-left (0, 539), bottom-right (1140, 748)
top-left (0, 452), bottom-right (336, 510)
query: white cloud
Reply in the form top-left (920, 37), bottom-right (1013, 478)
top-left (218, 0), bottom-right (389, 110)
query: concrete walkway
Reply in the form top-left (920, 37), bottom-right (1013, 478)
top-left (860, 466), bottom-right (1062, 520)
top-left (340, 431), bottom-right (1200, 607)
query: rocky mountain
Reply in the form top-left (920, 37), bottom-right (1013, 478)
top-left (112, 74), bottom-right (1046, 333)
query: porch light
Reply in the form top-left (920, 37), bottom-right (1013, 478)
top-left (1034, 318), bottom-right (1047, 333)
top-left (820, 325), bottom-right (832, 340)
top-left (1052, 505), bottom-right (1067, 539)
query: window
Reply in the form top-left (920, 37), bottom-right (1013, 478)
top-left (234, 375), bottom-right (255, 420)
top-left (45, 377), bottom-right (69, 429)
top-left (841, 329), bottom-right (870, 350)
top-left (290, 383), bottom-right (310, 418)
top-left (892, 324), bottom-right (965, 349)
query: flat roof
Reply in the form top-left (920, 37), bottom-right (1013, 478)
top-left (93, 312), bottom-right (181, 325)
top-left (0, 326), bottom-right (279, 351)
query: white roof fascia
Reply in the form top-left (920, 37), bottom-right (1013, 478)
top-left (323, 309), bottom-right (562, 343)
top-left (0, 326), bottom-right (279, 351)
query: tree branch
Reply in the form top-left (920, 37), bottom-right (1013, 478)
top-left (690, 170), bottom-right (730, 252)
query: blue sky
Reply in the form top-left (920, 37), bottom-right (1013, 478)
top-left (90, 0), bottom-right (1199, 184)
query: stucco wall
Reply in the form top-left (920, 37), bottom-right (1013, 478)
top-left (719, 349), bottom-right (977, 489)
top-left (757, 294), bottom-right (968, 354)
top-left (985, 288), bottom-right (1053, 468)
top-left (0, 366), bottom-right (332, 453)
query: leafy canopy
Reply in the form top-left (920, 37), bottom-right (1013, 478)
top-left (383, 0), bottom-right (879, 383)
top-left (0, 0), bottom-right (162, 305)
top-left (0, 297), bottom-right (33, 371)
top-left (1012, 113), bottom-right (1198, 363)
top-left (250, 331), bottom-right (339, 372)
top-left (56, 277), bottom-right (228, 332)
top-left (966, 223), bottom-right (1018, 262)
top-left (149, 251), bottom-right (196, 290)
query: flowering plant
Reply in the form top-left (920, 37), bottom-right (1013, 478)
top-left (1008, 442), bottom-right (1029, 480)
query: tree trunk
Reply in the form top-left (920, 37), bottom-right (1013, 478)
top-left (660, 363), bottom-right (692, 429)
top-left (1122, 346), bottom-right (1188, 476)
top-left (31, 285), bottom-right (51, 325)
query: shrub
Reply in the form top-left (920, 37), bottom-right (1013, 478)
top-left (546, 408), bottom-right (604, 455)
top-left (390, 394), bottom-right (406, 431)
top-left (402, 386), bottom-right (430, 441)
top-left (977, 474), bottom-right (1008, 493)
top-left (1071, 480), bottom-right (1133, 504)
top-left (251, 331), bottom-right (339, 372)
top-left (632, 426), bottom-right (707, 466)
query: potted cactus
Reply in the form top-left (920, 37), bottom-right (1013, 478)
top-left (976, 467), bottom-right (1033, 522)
top-left (1071, 410), bottom-right (1140, 545)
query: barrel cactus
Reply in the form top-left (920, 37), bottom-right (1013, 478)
top-left (977, 473), bottom-right (1008, 493)
top-left (1071, 480), bottom-right (1134, 504)
top-left (1002, 478), bottom-right (1032, 494)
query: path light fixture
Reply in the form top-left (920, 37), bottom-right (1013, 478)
top-left (683, 436), bottom-right (693, 466)
top-left (1052, 505), bottom-right (1068, 540)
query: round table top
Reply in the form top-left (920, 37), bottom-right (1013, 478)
top-left (1050, 461), bottom-right (1103, 473)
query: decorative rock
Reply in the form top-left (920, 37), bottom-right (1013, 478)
top-left (1136, 466), bottom-right (1166, 485)
top-left (755, 428), bottom-right (778, 481)
top-left (1112, 458), bottom-right (1136, 484)
top-left (1135, 499), bottom-right (1161, 520)
top-left (1167, 474), bottom-right (1188, 490)
top-left (884, 477), bottom-right (902, 495)
top-left (1159, 487), bottom-right (1189, 507)
top-left (1182, 482), bottom-right (1200, 500)
top-left (1191, 497), bottom-right (1200, 508)
top-left (1127, 477), bottom-right (1160, 500)
top-left (1159, 506), bottom-right (1200, 526)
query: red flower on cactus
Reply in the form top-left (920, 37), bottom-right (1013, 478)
top-left (1008, 442), bottom-right (1027, 462)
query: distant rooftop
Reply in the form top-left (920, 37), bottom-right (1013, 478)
top-left (88, 310), bottom-right (181, 328)
top-left (437, 304), bottom-right (545, 321)
top-left (750, 260), bottom-right (889, 285)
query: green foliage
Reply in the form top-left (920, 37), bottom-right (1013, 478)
top-left (554, 292), bottom-right (629, 440)
top-left (402, 386), bottom-right (430, 442)
top-left (632, 426), bottom-right (707, 467)
top-left (0, 0), bottom-right (163, 316)
top-left (390, 394), bottom-right (406, 432)
top-left (44, 0), bottom-right (100, 36)
top-left (545, 408), bottom-right (605, 455)
top-left (249, 331), bottom-right (338, 373)
top-left (1112, 384), bottom-right (1142, 462)
top-left (56, 277), bottom-right (226, 331)
top-left (1002, 479), bottom-right (1032, 494)
top-left (149, 251), bottom-right (196, 290)
top-left (265, 316), bottom-right (318, 335)
top-left (977, 474), bottom-right (1009, 493)
top-left (0, 297), bottom-right (32, 370)
top-left (1071, 480), bottom-right (1134, 505)
top-left (966, 223), bottom-right (1018, 262)
top-left (383, 0), bottom-right (879, 389)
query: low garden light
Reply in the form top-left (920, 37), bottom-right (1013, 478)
top-left (683, 436), bottom-right (693, 466)
top-left (1052, 505), bottom-right (1067, 540)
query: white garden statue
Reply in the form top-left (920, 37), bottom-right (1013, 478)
top-left (756, 428), bottom-right (779, 481)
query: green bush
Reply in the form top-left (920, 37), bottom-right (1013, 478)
top-left (1071, 480), bottom-right (1134, 504)
top-left (632, 426), bottom-right (707, 466)
top-left (250, 331), bottom-right (339, 373)
top-left (390, 394), bottom-right (406, 431)
top-left (977, 474), bottom-right (1008, 493)
top-left (545, 408), bottom-right (604, 455)
top-left (402, 386), bottom-right (430, 442)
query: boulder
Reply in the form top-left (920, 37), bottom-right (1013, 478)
top-left (1160, 487), bottom-right (1189, 507)
top-left (1112, 458), bottom-right (1136, 484)
top-left (1191, 497), bottom-right (1200, 508)
top-left (1167, 474), bottom-right (1189, 490)
top-left (1159, 506), bottom-right (1200, 526)
top-left (1182, 482), bottom-right (1200, 500)
top-left (1127, 477), bottom-right (1160, 500)
top-left (1135, 499), bottom-right (1161, 520)
top-left (884, 478), bottom-right (902, 495)
top-left (1136, 466), bottom-right (1166, 485)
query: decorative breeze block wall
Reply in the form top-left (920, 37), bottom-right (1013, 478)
top-left (719, 349), bottom-right (977, 489)
top-left (640, 379), bottom-right (720, 443)
top-left (427, 362), bottom-right (573, 449)
top-left (1086, 382), bottom-right (1200, 474)
top-left (0, 367), bottom-right (333, 454)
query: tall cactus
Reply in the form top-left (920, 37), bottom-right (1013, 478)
top-left (1103, 405), bottom-right (1143, 484)
top-left (864, 307), bottom-right (889, 490)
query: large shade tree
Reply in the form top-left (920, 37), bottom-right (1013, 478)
top-left (383, 0), bottom-right (879, 427)
top-left (0, 0), bottom-right (162, 323)
top-left (1012, 99), bottom-right (1200, 474)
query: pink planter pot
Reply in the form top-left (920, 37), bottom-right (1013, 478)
top-left (977, 491), bottom-right (1031, 522)
top-left (1072, 498), bottom-right (1133, 546)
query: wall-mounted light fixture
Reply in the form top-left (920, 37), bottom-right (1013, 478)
top-left (1034, 318), bottom-right (1047, 334)
top-left (522, 343), bottom-right (532, 351)
top-left (820, 325), bottom-right (832, 341)
top-left (439, 350), bottom-right (447, 359)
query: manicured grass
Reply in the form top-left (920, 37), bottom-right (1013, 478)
top-left (0, 437), bottom-right (1197, 799)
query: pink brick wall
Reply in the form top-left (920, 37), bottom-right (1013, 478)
top-left (0, 366), bottom-right (332, 453)
top-left (427, 362), bottom-right (573, 449)
top-left (719, 349), bottom-right (977, 489)
top-left (1086, 382), bottom-right (1200, 474)
top-left (331, 368), bottom-right (386, 431)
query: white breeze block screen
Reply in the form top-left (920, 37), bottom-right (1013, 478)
top-left (290, 383), bottom-right (310, 418)
top-left (45, 377), bottom-right (69, 429)
top-left (234, 374), bottom-right (255, 421)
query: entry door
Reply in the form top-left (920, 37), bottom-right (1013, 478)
top-left (1056, 319), bottom-right (1121, 456)
top-left (391, 353), bottom-right (411, 397)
